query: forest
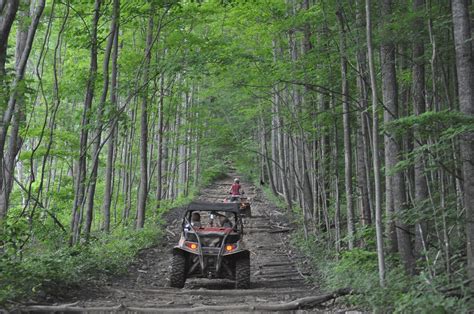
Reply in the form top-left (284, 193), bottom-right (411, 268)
top-left (0, 0), bottom-right (473, 312)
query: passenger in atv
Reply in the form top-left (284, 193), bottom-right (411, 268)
top-left (218, 215), bottom-right (233, 228)
top-left (191, 212), bottom-right (201, 228)
top-left (229, 178), bottom-right (244, 202)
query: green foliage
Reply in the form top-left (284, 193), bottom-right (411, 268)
top-left (292, 229), bottom-right (471, 313)
top-left (385, 110), bottom-right (474, 139)
top-left (1, 0), bottom-right (470, 311)
top-left (0, 224), bottom-right (162, 306)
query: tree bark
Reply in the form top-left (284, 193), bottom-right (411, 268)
top-left (0, 0), bottom-right (19, 79)
top-left (71, 0), bottom-right (100, 245)
top-left (0, 0), bottom-right (44, 218)
top-left (366, 0), bottom-right (385, 286)
top-left (451, 0), bottom-right (474, 290)
top-left (1, 0), bottom-right (29, 217)
top-left (412, 0), bottom-right (429, 262)
top-left (355, 0), bottom-right (372, 227)
top-left (102, 0), bottom-right (120, 233)
top-left (155, 73), bottom-right (165, 207)
top-left (337, 9), bottom-right (355, 250)
top-left (382, 0), bottom-right (415, 275)
top-left (84, 0), bottom-right (117, 239)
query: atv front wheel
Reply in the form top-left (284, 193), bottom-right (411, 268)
top-left (170, 252), bottom-right (187, 288)
top-left (235, 255), bottom-right (250, 289)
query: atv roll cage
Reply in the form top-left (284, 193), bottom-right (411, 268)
top-left (170, 201), bottom-right (250, 289)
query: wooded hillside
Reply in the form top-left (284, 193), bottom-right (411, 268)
top-left (0, 0), bottom-right (473, 311)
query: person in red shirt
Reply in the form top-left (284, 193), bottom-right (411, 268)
top-left (229, 178), bottom-right (244, 202)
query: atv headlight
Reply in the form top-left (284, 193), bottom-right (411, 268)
top-left (185, 241), bottom-right (199, 250)
top-left (225, 244), bottom-right (237, 252)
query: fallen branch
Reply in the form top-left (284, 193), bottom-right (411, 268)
top-left (12, 302), bottom-right (122, 313)
top-left (268, 228), bottom-right (292, 234)
top-left (131, 287), bottom-right (314, 297)
top-left (247, 228), bottom-right (274, 234)
top-left (15, 288), bottom-right (352, 313)
top-left (261, 261), bottom-right (294, 267)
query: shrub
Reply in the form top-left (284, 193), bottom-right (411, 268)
top-left (0, 224), bottom-right (162, 307)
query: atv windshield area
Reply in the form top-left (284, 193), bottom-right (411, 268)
top-left (184, 209), bottom-right (242, 248)
top-left (184, 210), bottom-right (238, 230)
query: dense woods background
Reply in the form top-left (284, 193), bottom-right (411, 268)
top-left (0, 0), bottom-right (473, 311)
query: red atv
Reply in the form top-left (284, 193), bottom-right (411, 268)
top-left (170, 202), bottom-right (251, 289)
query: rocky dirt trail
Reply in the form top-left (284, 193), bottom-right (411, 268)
top-left (14, 174), bottom-right (350, 313)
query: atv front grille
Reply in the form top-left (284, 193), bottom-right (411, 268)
top-left (201, 247), bottom-right (221, 255)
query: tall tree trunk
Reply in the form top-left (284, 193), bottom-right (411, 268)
top-left (366, 0), bottom-right (385, 286)
top-left (0, 0), bottom-right (44, 218)
top-left (332, 98), bottom-right (341, 253)
top-left (102, 0), bottom-right (120, 233)
top-left (337, 9), bottom-right (355, 249)
top-left (382, 0), bottom-right (414, 273)
top-left (71, 0), bottom-right (100, 245)
top-left (84, 0), bottom-right (117, 239)
top-left (0, 0), bottom-right (19, 103)
top-left (271, 39), bottom-right (282, 194)
top-left (155, 73), bottom-right (165, 207)
top-left (2, 0), bottom-right (29, 217)
top-left (136, 8), bottom-right (154, 229)
top-left (451, 0), bottom-right (474, 290)
top-left (413, 0), bottom-right (429, 261)
top-left (381, 0), bottom-right (399, 255)
top-left (355, 0), bottom-right (372, 227)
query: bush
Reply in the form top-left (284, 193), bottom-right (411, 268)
top-left (292, 229), bottom-right (471, 313)
top-left (0, 224), bottom-right (162, 306)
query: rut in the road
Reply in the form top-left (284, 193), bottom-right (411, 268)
top-left (16, 175), bottom-right (350, 312)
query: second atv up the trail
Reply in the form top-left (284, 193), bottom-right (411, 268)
top-left (170, 201), bottom-right (250, 289)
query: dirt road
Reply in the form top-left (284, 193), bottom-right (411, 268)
top-left (17, 174), bottom-right (349, 312)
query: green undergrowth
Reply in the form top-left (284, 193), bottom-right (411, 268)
top-left (261, 186), bottom-right (471, 313)
top-left (0, 223), bottom-right (162, 307)
top-left (292, 231), bottom-right (472, 313)
top-left (0, 165), bottom-right (229, 307)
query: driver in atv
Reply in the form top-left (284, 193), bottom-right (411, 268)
top-left (191, 212), bottom-right (201, 228)
top-left (185, 212), bottom-right (202, 231)
top-left (229, 178), bottom-right (244, 202)
top-left (218, 214), bottom-right (233, 228)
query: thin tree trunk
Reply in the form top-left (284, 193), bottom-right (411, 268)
top-left (71, 0), bottom-right (100, 245)
top-left (337, 9), bottom-right (355, 249)
top-left (355, 0), bottom-right (372, 227)
top-left (136, 8), bottom-right (154, 229)
top-left (155, 73), bottom-right (165, 207)
top-left (0, 1), bottom-right (19, 112)
top-left (102, 0), bottom-right (120, 233)
top-left (333, 100), bottom-right (341, 253)
top-left (2, 0), bottom-right (29, 216)
top-left (366, 0), bottom-right (385, 287)
top-left (413, 0), bottom-right (429, 261)
top-left (84, 0), bottom-right (117, 239)
top-left (0, 0), bottom-right (44, 218)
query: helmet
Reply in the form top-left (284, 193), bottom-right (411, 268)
top-left (234, 178), bottom-right (240, 183)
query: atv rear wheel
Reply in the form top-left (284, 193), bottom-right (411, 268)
top-left (170, 252), bottom-right (187, 288)
top-left (235, 255), bottom-right (250, 289)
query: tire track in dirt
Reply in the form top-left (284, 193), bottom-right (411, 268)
top-left (15, 174), bottom-right (350, 312)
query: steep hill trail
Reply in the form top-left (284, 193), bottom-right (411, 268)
top-left (16, 174), bottom-right (350, 312)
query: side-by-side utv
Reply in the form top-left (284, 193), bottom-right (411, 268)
top-left (169, 201), bottom-right (250, 289)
